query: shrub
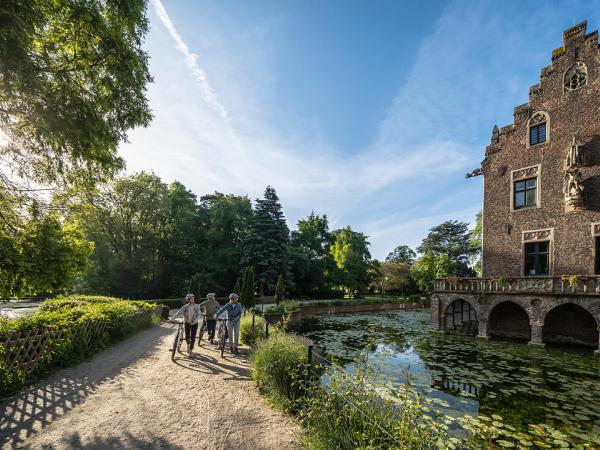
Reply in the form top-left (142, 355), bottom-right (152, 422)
top-left (300, 367), bottom-right (454, 450)
top-left (249, 332), bottom-right (308, 412)
top-left (240, 314), bottom-right (266, 347)
top-left (0, 296), bottom-right (158, 398)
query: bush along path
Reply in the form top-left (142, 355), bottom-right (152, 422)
top-left (0, 296), bottom-right (159, 399)
top-left (0, 314), bottom-right (299, 449)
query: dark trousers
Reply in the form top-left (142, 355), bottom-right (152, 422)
top-left (206, 319), bottom-right (216, 340)
top-left (184, 322), bottom-right (198, 350)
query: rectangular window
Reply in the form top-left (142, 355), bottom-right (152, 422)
top-left (595, 237), bottom-right (600, 275)
top-left (524, 241), bottom-right (550, 276)
top-left (530, 123), bottom-right (546, 145)
top-left (514, 177), bottom-right (537, 209)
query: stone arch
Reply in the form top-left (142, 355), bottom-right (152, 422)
top-left (488, 301), bottom-right (531, 341)
top-left (443, 298), bottom-right (478, 336)
top-left (543, 302), bottom-right (599, 347)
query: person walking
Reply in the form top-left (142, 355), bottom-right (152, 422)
top-left (199, 292), bottom-right (220, 344)
top-left (171, 293), bottom-right (201, 357)
top-left (216, 293), bottom-right (243, 354)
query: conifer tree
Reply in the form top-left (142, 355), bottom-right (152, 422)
top-left (274, 274), bottom-right (284, 305)
top-left (233, 276), bottom-right (242, 295)
top-left (243, 186), bottom-right (292, 295)
top-left (240, 266), bottom-right (255, 310)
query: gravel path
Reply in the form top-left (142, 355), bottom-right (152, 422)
top-left (0, 322), bottom-right (299, 449)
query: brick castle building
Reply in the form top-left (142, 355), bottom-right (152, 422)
top-left (430, 21), bottom-right (600, 352)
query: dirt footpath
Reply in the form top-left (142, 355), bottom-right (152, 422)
top-left (0, 322), bottom-right (299, 450)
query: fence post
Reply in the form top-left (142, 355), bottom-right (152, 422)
top-left (252, 313), bottom-right (255, 327)
top-left (306, 344), bottom-right (313, 387)
top-left (265, 321), bottom-right (269, 339)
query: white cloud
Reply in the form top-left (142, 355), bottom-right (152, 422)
top-left (151, 0), bottom-right (231, 124)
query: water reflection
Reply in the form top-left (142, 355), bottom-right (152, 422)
top-left (289, 310), bottom-right (600, 442)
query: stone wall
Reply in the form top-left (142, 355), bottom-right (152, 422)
top-left (480, 21), bottom-right (600, 278)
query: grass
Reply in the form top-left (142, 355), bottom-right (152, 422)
top-left (240, 314), bottom-right (266, 347)
top-left (249, 331), bottom-right (309, 413)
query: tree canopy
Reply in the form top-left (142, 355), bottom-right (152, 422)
top-left (417, 220), bottom-right (475, 260)
top-left (386, 245), bottom-right (417, 265)
top-left (329, 227), bottom-right (373, 297)
top-left (0, 0), bottom-right (152, 186)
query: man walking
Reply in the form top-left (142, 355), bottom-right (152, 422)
top-left (200, 293), bottom-right (220, 344)
top-left (216, 293), bottom-right (243, 354)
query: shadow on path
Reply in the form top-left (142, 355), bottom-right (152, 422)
top-left (0, 325), bottom-right (172, 449)
top-left (172, 344), bottom-right (252, 381)
top-left (23, 431), bottom-right (184, 450)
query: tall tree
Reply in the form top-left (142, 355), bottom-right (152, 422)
top-left (72, 172), bottom-right (170, 298)
top-left (385, 245), bottom-right (417, 265)
top-left (240, 266), bottom-right (255, 310)
top-left (199, 193), bottom-right (253, 293)
top-left (470, 212), bottom-right (483, 275)
top-left (0, 205), bottom-right (92, 298)
top-left (290, 212), bottom-right (336, 297)
top-left (274, 274), bottom-right (284, 304)
top-left (371, 261), bottom-right (415, 296)
top-left (410, 252), bottom-right (457, 293)
top-left (417, 220), bottom-right (475, 260)
top-left (329, 227), bottom-right (372, 297)
top-left (243, 186), bottom-right (291, 295)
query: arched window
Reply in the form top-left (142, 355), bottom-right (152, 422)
top-left (564, 62), bottom-right (587, 91)
top-left (527, 112), bottom-right (549, 147)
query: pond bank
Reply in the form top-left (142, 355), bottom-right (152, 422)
top-left (263, 300), bottom-right (429, 323)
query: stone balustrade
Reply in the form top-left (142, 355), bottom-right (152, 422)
top-left (433, 276), bottom-right (600, 296)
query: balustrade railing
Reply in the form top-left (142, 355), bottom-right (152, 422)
top-left (433, 276), bottom-right (600, 295)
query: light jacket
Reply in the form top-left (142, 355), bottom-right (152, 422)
top-left (216, 302), bottom-right (242, 322)
top-left (172, 303), bottom-right (201, 325)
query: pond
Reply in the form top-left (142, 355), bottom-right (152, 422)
top-left (288, 309), bottom-right (600, 446)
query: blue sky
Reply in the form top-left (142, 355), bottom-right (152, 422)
top-left (120, 0), bottom-right (599, 259)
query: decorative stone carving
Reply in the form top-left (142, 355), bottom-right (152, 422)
top-left (465, 167), bottom-right (483, 178)
top-left (529, 112), bottom-right (546, 126)
top-left (523, 229), bottom-right (552, 242)
top-left (564, 62), bottom-right (587, 91)
top-left (513, 165), bottom-right (538, 181)
top-left (565, 136), bottom-right (583, 168)
top-left (564, 137), bottom-right (584, 210)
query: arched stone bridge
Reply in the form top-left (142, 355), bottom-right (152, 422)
top-left (431, 277), bottom-right (600, 352)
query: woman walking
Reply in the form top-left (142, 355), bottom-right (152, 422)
top-left (171, 293), bottom-right (201, 357)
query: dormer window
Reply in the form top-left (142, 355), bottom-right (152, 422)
top-left (564, 62), bottom-right (587, 91)
top-left (527, 112), bottom-right (549, 147)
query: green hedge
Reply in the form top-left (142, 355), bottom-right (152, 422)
top-left (0, 295), bottom-right (158, 398)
